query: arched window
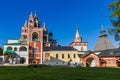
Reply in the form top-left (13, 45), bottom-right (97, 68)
top-left (14, 47), bottom-right (17, 51)
top-left (32, 32), bottom-right (38, 41)
top-left (7, 47), bottom-right (12, 50)
top-left (73, 54), bottom-right (76, 58)
top-left (68, 54), bottom-right (70, 58)
top-left (56, 54), bottom-right (58, 59)
top-left (19, 46), bottom-right (27, 51)
top-left (62, 54), bottom-right (64, 59)
top-left (20, 57), bottom-right (26, 64)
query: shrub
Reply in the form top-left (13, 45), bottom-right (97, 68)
top-left (27, 64), bottom-right (50, 68)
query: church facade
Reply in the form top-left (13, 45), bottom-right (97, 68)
top-left (2, 12), bottom-right (120, 67)
top-left (3, 12), bottom-right (88, 65)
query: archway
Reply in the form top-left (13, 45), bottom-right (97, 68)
top-left (4, 50), bottom-right (14, 63)
top-left (32, 32), bottom-right (38, 41)
top-left (20, 57), bottom-right (26, 64)
top-left (86, 58), bottom-right (96, 67)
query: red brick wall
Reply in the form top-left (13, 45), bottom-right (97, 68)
top-left (81, 53), bottom-right (100, 67)
top-left (100, 57), bottom-right (120, 67)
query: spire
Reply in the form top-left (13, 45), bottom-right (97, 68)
top-left (43, 22), bottom-right (46, 31)
top-left (74, 25), bottom-right (82, 42)
top-left (75, 26), bottom-right (80, 38)
top-left (34, 11), bottom-right (38, 18)
top-left (29, 12), bottom-right (33, 18)
top-left (24, 20), bottom-right (27, 26)
top-left (100, 25), bottom-right (107, 37)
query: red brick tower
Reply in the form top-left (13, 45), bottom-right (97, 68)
top-left (20, 12), bottom-right (43, 64)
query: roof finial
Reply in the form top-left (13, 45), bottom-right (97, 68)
top-left (44, 22), bottom-right (46, 26)
top-left (100, 25), bottom-right (107, 37)
top-left (75, 24), bottom-right (80, 38)
top-left (34, 11), bottom-right (37, 18)
top-left (101, 24), bottom-right (104, 32)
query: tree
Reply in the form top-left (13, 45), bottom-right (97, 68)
top-left (108, 0), bottom-right (120, 41)
top-left (0, 47), bottom-right (3, 56)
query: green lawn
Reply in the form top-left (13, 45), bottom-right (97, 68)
top-left (0, 66), bottom-right (120, 80)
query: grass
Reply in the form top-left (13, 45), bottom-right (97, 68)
top-left (0, 66), bottom-right (120, 80)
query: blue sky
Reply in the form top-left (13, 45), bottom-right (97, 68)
top-left (0, 0), bottom-right (118, 50)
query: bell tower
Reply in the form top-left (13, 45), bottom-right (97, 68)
top-left (70, 26), bottom-right (88, 51)
top-left (20, 12), bottom-right (43, 64)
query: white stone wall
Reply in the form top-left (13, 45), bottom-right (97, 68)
top-left (73, 46), bottom-right (87, 51)
top-left (3, 44), bottom-right (29, 64)
top-left (8, 40), bottom-right (19, 44)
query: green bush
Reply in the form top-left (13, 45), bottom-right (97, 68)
top-left (27, 64), bottom-right (50, 68)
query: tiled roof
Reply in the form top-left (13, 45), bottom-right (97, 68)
top-left (43, 46), bottom-right (78, 51)
top-left (94, 27), bottom-right (114, 51)
top-left (99, 48), bottom-right (120, 57)
top-left (94, 37), bottom-right (114, 51)
top-left (79, 51), bottom-right (93, 58)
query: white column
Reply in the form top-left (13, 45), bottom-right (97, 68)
top-left (27, 25), bottom-right (30, 45)
top-left (41, 40), bottom-right (43, 64)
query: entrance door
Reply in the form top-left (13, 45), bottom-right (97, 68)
top-left (86, 58), bottom-right (96, 67)
top-left (4, 54), bottom-right (13, 63)
top-left (20, 57), bottom-right (26, 64)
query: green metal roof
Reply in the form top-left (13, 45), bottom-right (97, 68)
top-left (4, 50), bottom-right (14, 55)
top-left (8, 42), bottom-right (21, 45)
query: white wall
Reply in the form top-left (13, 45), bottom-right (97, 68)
top-left (73, 46), bottom-right (87, 51)
top-left (8, 40), bottom-right (19, 44)
top-left (4, 45), bottom-right (29, 64)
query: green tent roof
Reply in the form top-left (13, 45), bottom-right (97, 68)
top-left (4, 50), bottom-right (14, 55)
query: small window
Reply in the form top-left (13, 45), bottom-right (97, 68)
top-left (62, 54), bottom-right (64, 59)
top-left (73, 54), bottom-right (76, 58)
top-left (23, 35), bottom-right (27, 39)
top-left (14, 47), bottom-right (17, 51)
top-left (56, 54), bottom-right (58, 58)
top-left (68, 54), bottom-right (70, 58)
top-left (20, 46), bottom-right (27, 51)
top-left (7, 47), bottom-right (12, 50)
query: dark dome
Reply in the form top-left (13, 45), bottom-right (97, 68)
top-left (49, 32), bottom-right (53, 36)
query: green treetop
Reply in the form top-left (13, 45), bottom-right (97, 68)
top-left (108, 0), bottom-right (120, 41)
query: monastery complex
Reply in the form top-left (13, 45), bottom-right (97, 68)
top-left (1, 12), bottom-right (120, 67)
